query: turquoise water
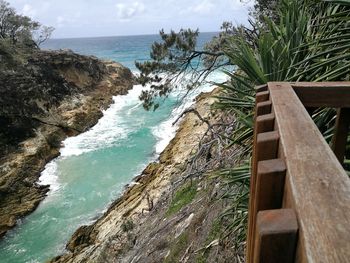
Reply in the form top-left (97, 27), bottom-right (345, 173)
top-left (0, 33), bottom-right (225, 262)
top-left (41, 33), bottom-right (218, 71)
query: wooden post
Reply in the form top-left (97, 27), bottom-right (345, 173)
top-left (248, 88), bottom-right (272, 263)
top-left (256, 114), bottom-right (275, 136)
top-left (256, 91), bottom-right (270, 103)
top-left (248, 131), bottom-right (280, 262)
top-left (256, 101), bottom-right (272, 116)
top-left (256, 159), bottom-right (286, 211)
top-left (269, 82), bottom-right (350, 262)
top-left (331, 108), bottom-right (350, 164)
top-left (255, 84), bottom-right (268, 93)
top-left (256, 131), bottom-right (280, 162)
top-left (254, 209), bottom-right (298, 263)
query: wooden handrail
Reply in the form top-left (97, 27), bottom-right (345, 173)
top-left (247, 82), bottom-right (350, 263)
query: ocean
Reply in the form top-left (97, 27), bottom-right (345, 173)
top-left (0, 33), bottom-right (226, 262)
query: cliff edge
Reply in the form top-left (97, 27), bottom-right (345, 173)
top-left (0, 50), bottom-right (134, 237)
top-left (52, 90), bottom-right (241, 263)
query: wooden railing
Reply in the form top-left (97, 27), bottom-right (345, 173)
top-left (247, 82), bottom-right (350, 263)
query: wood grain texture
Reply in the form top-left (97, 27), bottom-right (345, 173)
top-left (256, 91), bottom-right (270, 103)
top-left (249, 131), bottom-right (280, 262)
top-left (256, 114), bottom-right (275, 135)
top-left (256, 101), bottom-right (272, 116)
top-left (248, 98), bottom-right (275, 262)
top-left (256, 159), bottom-right (286, 211)
top-left (269, 82), bottom-right (350, 262)
top-left (254, 209), bottom-right (298, 263)
top-left (255, 84), bottom-right (268, 93)
top-left (291, 82), bottom-right (350, 107)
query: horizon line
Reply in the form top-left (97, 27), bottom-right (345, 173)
top-left (49, 31), bottom-right (220, 41)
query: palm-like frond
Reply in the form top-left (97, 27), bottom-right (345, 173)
top-left (214, 0), bottom-right (350, 247)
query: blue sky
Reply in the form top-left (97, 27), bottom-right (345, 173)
top-left (7, 0), bottom-right (253, 38)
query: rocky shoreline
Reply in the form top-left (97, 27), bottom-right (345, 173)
top-left (50, 89), bottom-right (237, 263)
top-left (0, 50), bottom-right (134, 238)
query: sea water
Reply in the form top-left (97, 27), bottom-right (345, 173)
top-left (0, 33), bottom-right (226, 262)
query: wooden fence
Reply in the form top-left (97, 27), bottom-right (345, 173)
top-left (247, 82), bottom-right (350, 262)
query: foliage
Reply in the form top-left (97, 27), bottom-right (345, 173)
top-left (164, 232), bottom-right (189, 263)
top-left (165, 182), bottom-right (197, 217)
top-left (121, 219), bottom-right (134, 233)
top-left (214, 0), bottom-right (350, 248)
top-left (136, 27), bottom-right (229, 110)
top-left (0, 0), bottom-right (54, 53)
top-left (138, 0), bottom-right (350, 256)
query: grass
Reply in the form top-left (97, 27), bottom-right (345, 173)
top-left (195, 219), bottom-right (222, 263)
top-left (164, 232), bottom-right (189, 263)
top-left (206, 219), bottom-right (221, 242)
top-left (165, 183), bottom-right (197, 217)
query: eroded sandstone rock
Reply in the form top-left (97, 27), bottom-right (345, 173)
top-left (0, 50), bottom-right (134, 237)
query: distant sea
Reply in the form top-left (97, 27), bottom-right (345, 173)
top-left (0, 33), bottom-right (227, 263)
top-left (42, 33), bottom-right (218, 71)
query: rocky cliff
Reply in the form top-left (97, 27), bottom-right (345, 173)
top-left (51, 90), bottom-right (241, 263)
top-left (0, 50), bottom-right (134, 237)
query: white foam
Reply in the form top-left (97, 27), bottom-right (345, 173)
top-left (60, 85), bottom-right (146, 157)
top-left (37, 70), bottom-right (227, 192)
top-left (38, 161), bottom-right (60, 193)
top-left (38, 84), bottom-right (148, 192)
top-left (151, 70), bottom-right (228, 154)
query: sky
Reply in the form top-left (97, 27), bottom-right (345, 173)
top-left (7, 0), bottom-right (253, 39)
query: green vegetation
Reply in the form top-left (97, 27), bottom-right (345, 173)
top-left (206, 219), bottom-right (221, 243)
top-left (0, 0), bottom-right (54, 70)
top-left (218, 0), bottom-right (350, 251)
top-left (164, 232), bottom-right (189, 263)
top-left (138, 0), bottom-right (350, 259)
top-left (121, 219), bottom-right (134, 233)
top-left (166, 183), bottom-right (197, 217)
top-left (194, 219), bottom-right (222, 263)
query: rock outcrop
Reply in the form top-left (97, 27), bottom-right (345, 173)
top-left (51, 91), bottom-right (236, 263)
top-left (0, 50), bottom-right (134, 237)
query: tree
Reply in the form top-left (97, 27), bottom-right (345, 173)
top-left (135, 2), bottom-right (261, 110)
top-left (135, 27), bottom-right (234, 110)
top-left (34, 25), bottom-right (54, 47)
top-left (0, 0), bottom-right (53, 46)
top-left (136, 0), bottom-right (350, 258)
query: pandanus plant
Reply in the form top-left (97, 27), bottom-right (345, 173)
top-left (214, 0), bottom-right (350, 252)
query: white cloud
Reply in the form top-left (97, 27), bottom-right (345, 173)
top-left (229, 0), bottom-right (254, 11)
top-left (115, 1), bottom-right (145, 21)
top-left (192, 0), bottom-right (214, 15)
top-left (179, 0), bottom-right (216, 16)
top-left (180, 0), bottom-right (253, 16)
top-left (56, 12), bottom-right (81, 28)
top-left (6, 0), bottom-right (251, 38)
top-left (22, 4), bottom-right (37, 18)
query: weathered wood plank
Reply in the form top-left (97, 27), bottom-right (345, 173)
top-left (256, 101), bottom-right (272, 116)
top-left (269, 82), bottom-right (350, 262)
top-left (254, 209), bottom-right (298, 263)
top-left (256, 132), bottom-right (279, 162)
top-left (255, 84), bottom-right (268, 93)
top-left (291, 82), bottom-right (350, 108)
top-left (256, 114), bottom-right (275, 134)
top-left (256, 91), bottom-right (270, 103)
top-left (292, 81), bottom-right (350, 88)
top-left (248, 131), bottom-right (280, 262)
top-left (248, 101), bottom-right (275, 262)
top-left (256, 159), bottom-right (286, 211)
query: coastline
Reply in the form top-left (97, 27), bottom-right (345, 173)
top-left (51, 89), bottom-right (224, 262)
top-left (0, 52), bottom-right (134, 238)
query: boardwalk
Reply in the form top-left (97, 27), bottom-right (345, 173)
top-left (247, 82), bottom-right (350, 263)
